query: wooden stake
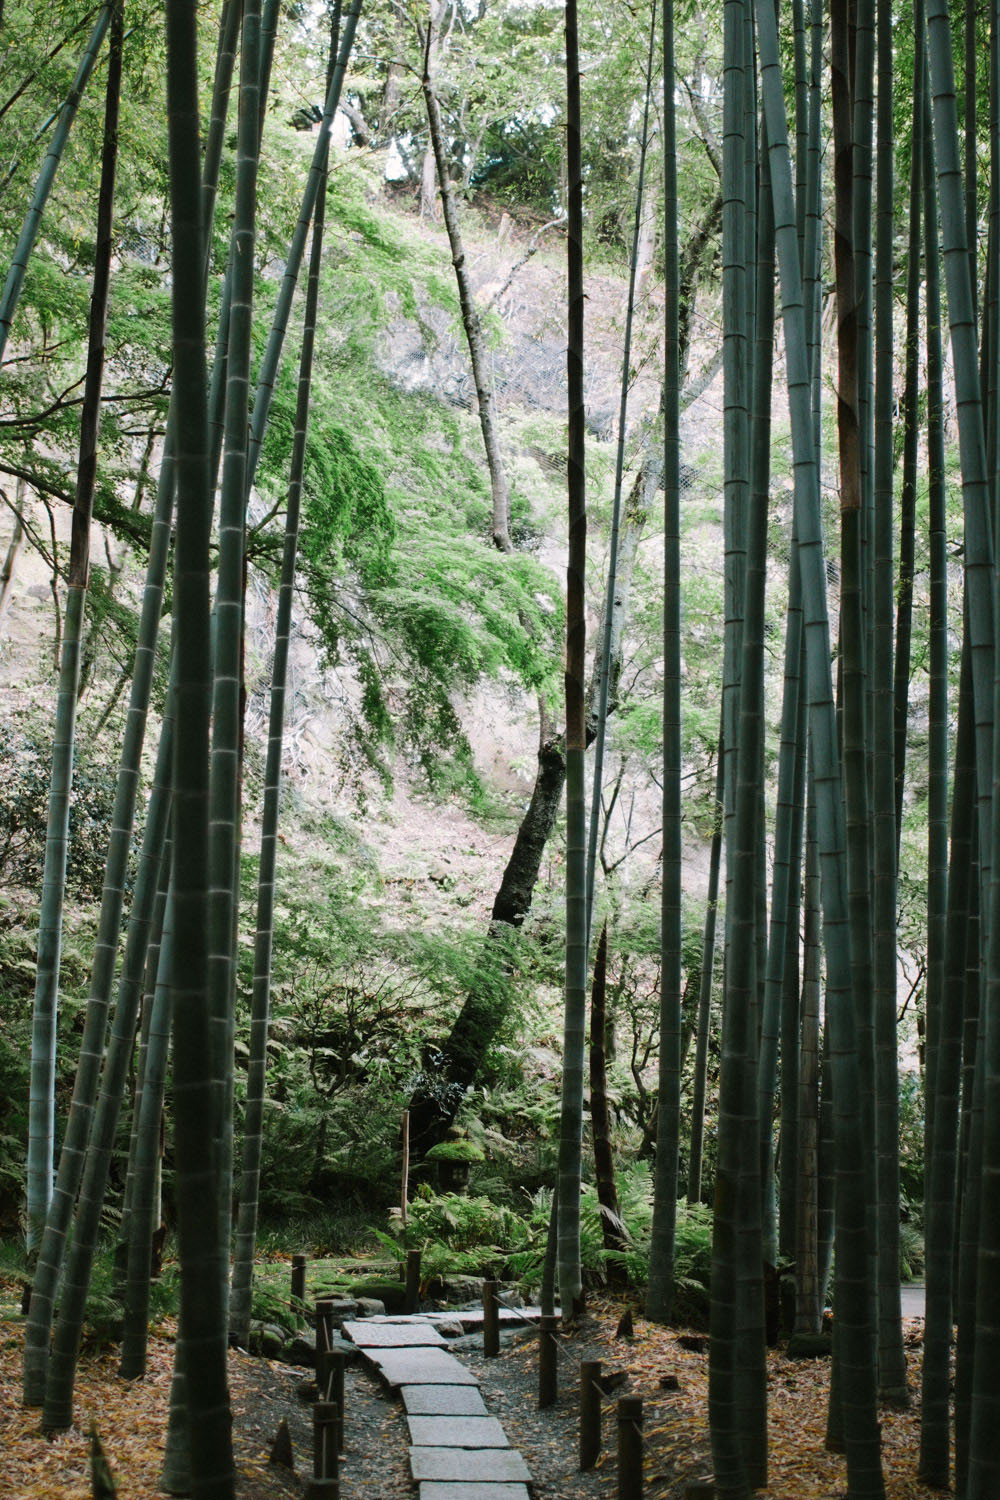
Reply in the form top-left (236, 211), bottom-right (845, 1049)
top-left (617, 1394), bottom-right (643, 1498)
top-left (291, 1253), bottom-right (307, 1314)
top-left (539, 1314), bottom-right (559, 1407)
top-left (317, 1349), bottom-right (346, 1449)
top-left (405, 1248), bottom-right (421, 1315)
top-left (483, 1279), bottom-right (500, 1356)
top-left (306, 1400), bottom-right (339, 1497)
top-left (315, 1299), bottom-right (333, 1355)
top-left (580, 1359), bottom-right (602, 1469)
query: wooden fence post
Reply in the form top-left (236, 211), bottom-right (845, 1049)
top-left (405, 1249), bottom-right (422, 1314)
top-left (580, 1358), bottom-right (602, 1469)
top-left (617, 1394), bottom-right (643, 1499)
top-left (538, 1314), bottom-right (559, 1408)
top-left (317, 1349), bottom-right (346, 1450)
top-left (401, 1109), bottom-right (410, 1225)
top-left (483, 1279), bottom-right (500, 1357)
top-left (291, 1254), bottom-right (307, 1314)
top-left (315, 1298), bottom-right (333, 1355)
top-left (304, 1400), bottom-right (339, 1498)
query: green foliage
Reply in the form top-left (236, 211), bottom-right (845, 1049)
top-left (82, 1243), bottom-right (179, 1348)
top-left (236, 844), bottom-right (531, 1218)
top-left (381, 1192), bottom-right (531, 1280)
top-left (248, 1278), bottom-right (304, 1335)
top-left (0, 882), bottom-right (99, 1234)
top-left (897, 1068), bottom-right (925, 1207)
top-left (471, 117), bottom-right (563, 214)
top-left (899, 1218), bottom-right (925, 1283)
top-left (0, 710), bottom-right (135, 900)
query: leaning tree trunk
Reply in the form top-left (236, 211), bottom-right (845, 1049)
top-left (892, 20), bottom-right (923, 852)
top-left (245, 0), bottom-right (361, 495)
top-left (120, 840), bottom-right (175, 1380)
top-left (926, 0), bottom-right (994, 906)
top-left (0, 3), bottom-right (111, 362)
top-left (208, 0), bottom-right (261, 1326)
top-left (24, 0), bottom-right (121, 1262)
top-left (687, 725), bottom-right (724, 1206)
top-left (589, 920), bottom-right (625, 1264)
top-left (646, 0), bottom-right (683, 1326)
top-left (405, 460), bottom-right (655, 1158)
top-left (556, 0), bottom-right (588, 1319)
top-left (230, 95), bottom-right (331, 1347)
top-left (0, 477), bottom-right (25, 624)
top-left (42, 717), bottom-right (173, 1427)
top-left (586, 0), bottom-right (657, 936)
top-left (795, 799), bottom-right (821, 1335)
top-left (421, 14), bottom-right (511, 553)
top-left (872, 0), bottom-right (906, 1407)
top-left (24, 0), bottom-right (239, 1403)
top-left (920, 624), bottom-right (974, 1482)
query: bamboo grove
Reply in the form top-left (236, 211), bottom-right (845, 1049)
top-left (1, 0), bottom-right (1000, 1494)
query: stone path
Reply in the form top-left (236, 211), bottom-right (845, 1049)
top-left (899, 1282), bottom-right (925, 1319)
top-left (342, 1315), bottom-right (536, 1499)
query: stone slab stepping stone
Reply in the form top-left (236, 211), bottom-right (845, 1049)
top-left (408, 1415), bottom-right (508, 1448)
top-left (342, 1320), bottom-right (445, 1348)
top-left (363, 1347), bottom-right (480, 1387)
top-left (401, 1386), bottom-right (490, 1417)
top-left (418, 1486), bottom-right (530, 1500)
top-left (437, 1308), bottom-right (541, 1329)
top-left (409, 1447), bottom-right (531, 1484)
top-left (369, 1308), bottom-right (552, 1329)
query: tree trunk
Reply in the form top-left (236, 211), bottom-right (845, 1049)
top-left (164, 0), bottom-right (233, 1485)
top-left (24, 0), bottom-right (122, 1266)
top-left (0, 477), bottom-right (25, 624)
top-left (556, 0), bottom-right (587, 1315)
top-left (230, 91), bottom-right (330, 1345)
top-left (756, 0), bottom-right (885, 1482)
top-left (795, 804), bottom-right (821, 1334)
top-left (589, 921), bottom-right (625, 1265)
top-left (0, 4), bottom-right (112, 362)
top-left (422, 13), bottom-right (512, 552)
top-left (406, 460), bottom-right (653, 1157)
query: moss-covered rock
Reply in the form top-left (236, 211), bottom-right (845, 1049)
top-left (352, 1278), bottom-right (408, 1312)
top-left (425, 1140), bottom-right (485, 1163)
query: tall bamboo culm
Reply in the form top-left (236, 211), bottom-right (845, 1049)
top-left (164, 0), bottom-right (233, 1489)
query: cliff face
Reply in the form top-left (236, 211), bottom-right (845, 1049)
top-left (0, 153), bottom-right (724, 943)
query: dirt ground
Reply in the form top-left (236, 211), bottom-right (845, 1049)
top-left (0, 1297), bottom-right (949, 1500)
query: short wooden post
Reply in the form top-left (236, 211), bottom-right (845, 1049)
top-left (303, 1399), bottom-right (339, 1497)
top-left (291, 1254), bottom-right (307, 1313)
top-left (405, 1248), bottom-right (422, 1314)
top-left (580, 1358), bottom-right (602, 1469)
top-left (317, 1349), bottom-right (346, 1449)
top-left (483, 1279), bottom-right (500, 1357)
top-left (617, 1394), bottom-right (643, 1499)
top-left (315, 1400), bottom-right (339, 1479)
top-left (315, 1298), bottom-right (333, 1355)
top-left (538, 1314), bottom-right (558, 1408)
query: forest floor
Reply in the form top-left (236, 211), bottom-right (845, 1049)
top-left (0, 1289), bottom-right (949, 1500)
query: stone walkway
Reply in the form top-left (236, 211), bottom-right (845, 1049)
top-left (342, 1314), bottom-right (538, 1499)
